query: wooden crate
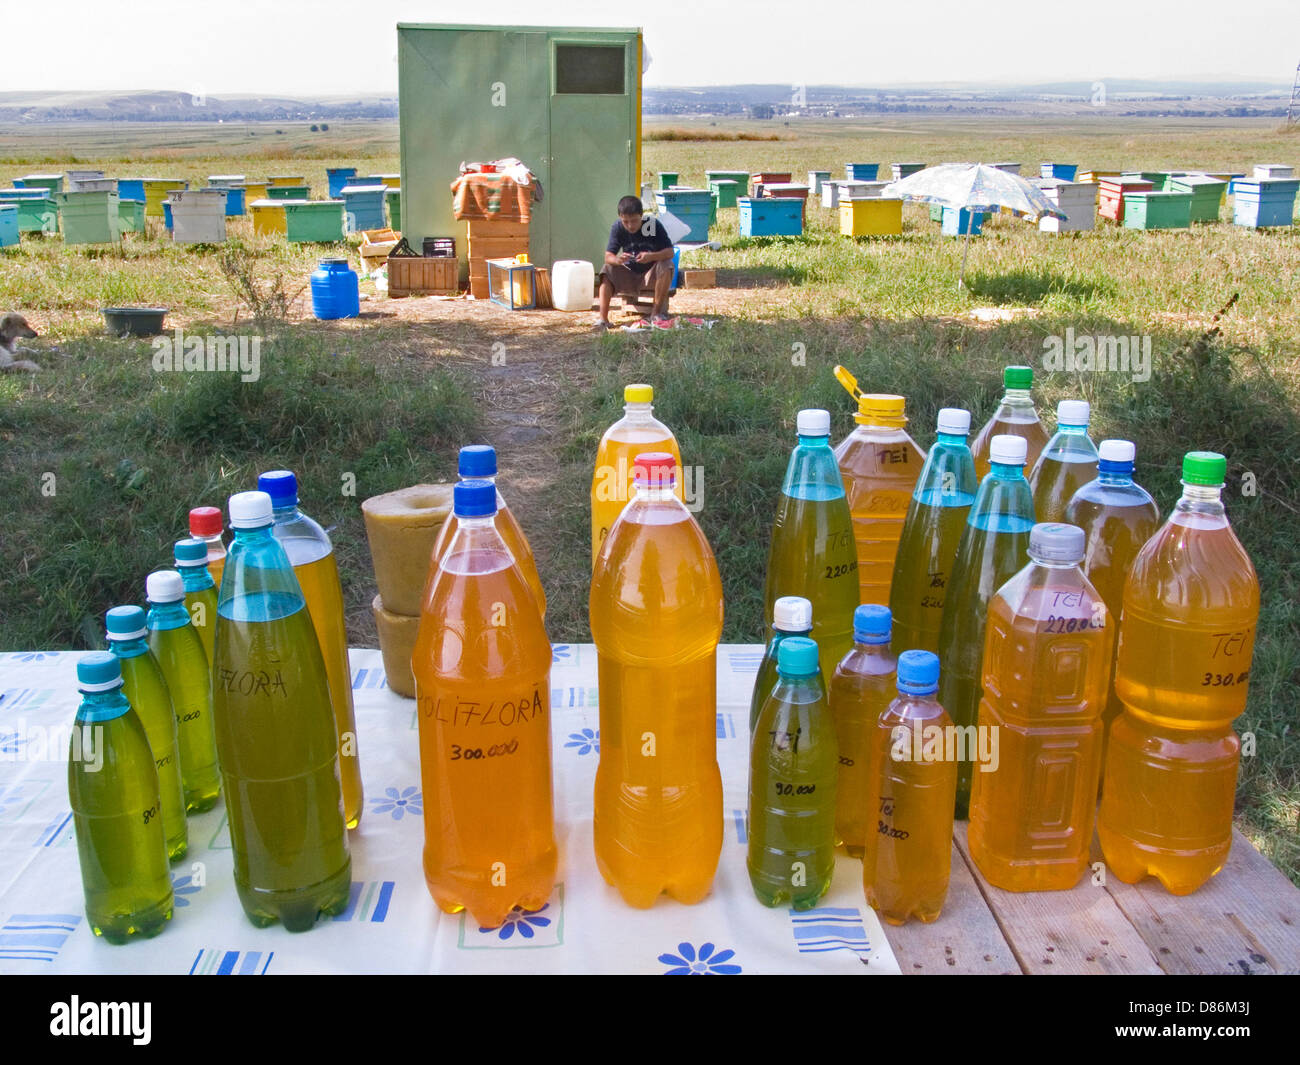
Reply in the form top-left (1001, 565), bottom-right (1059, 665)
top-left (388, 256), bottom-right (459, 297)
top-left (682, 268), bottom-right (716, 288)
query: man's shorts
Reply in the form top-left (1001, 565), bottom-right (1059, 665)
top-left (600, 258), bottom-right (673, 294)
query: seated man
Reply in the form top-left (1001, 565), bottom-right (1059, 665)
top-left (596, 195), bottom-right (675, 330)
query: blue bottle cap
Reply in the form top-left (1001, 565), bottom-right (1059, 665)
top-left (854, 604), bottom-right (892, 644)
top-left (257, 469), bottom-right (298, 508)
top-left (459, 445), bottom-right (497, 478)
top-left (105, 605), bottom-right (147, 641)
top-left (77, 651), bottom-right (123, 692)
top-left (174, 537), bottom-right (208, 566)
top-left (1097, 439), bottom-right (1136, 474)
top-left (453, 480), bottom-right (497, 518)
top-left (896, 650), bottom-right (940, 695)
top-left (776, 636), bottom-right (819, 677)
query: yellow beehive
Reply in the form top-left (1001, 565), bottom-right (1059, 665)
top-left (250, 199), bottom-right (288, 236)
top-left (242, 181), bottom-right (269, 206)
top-left (840, 197), bottom-right (902, 237)
top-left (142, 178), bottom-right (187, 218)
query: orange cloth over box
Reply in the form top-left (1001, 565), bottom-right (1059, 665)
top-left (450, 172), bottom-right (534, 222)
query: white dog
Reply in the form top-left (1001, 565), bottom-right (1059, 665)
top-left (0, 313), bottom-right (40, 372)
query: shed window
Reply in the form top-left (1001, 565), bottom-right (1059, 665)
top-left (555, 44), bottom-right (625, 95)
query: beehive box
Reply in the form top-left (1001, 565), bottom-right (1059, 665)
top-left (1098, 177), bottom-right (1153, 222)
top-left (738, 196), bottom-right (803, 237)
top-left (1077, 169), bottom-right (1120, 184)
top-left (845, 163), bottom-right (879, 181)
top-left (388, 255), bottom-right (459, 297)
top-left (142, 178), bottom-right (187, 218)
top-left (840, 197), bottom-right (902, 237)
top-left (654, 188), bottom-right (712, 242)
top-left (941, 206), bottom-right (984, 236)
top-left (341, 185), bottom-right (388, 233)
top-left (117, 179), bottom-right (146, 203)
top-left (55, 190), bottom-right (121, 245)
top-left (1040, 163), bottom-right (1079, 181)
top-left (284, 200), bottom-right (346, 243)
top-left (1253, 164), bottom-right (1294, 180)
top-left (386, 188), bottom-right (401, 231)
top-left (1232, 179), bottom-right (1299, 228)
top-left (21, 174), bottom-right (63, 194)
top-left (117, 199), bottom-right (144, 234)
top-left (170, 188), bottom-right (229, 244)
top-left (2, 194), bottom-right (58, 234)
top-left (839, 180), bottom-right (890, 200)
top-left (990, 162), bottom-right (1023, 175)
top-left (709, 179), bottom-right (740, 209)
top-left (249, 199), bottom-right (289, 236)
top-left (807, 170), bottom-right (831, 194)
top-left (929, 202), bottom-right (944, 222)
top-left (1037, 180), bottom-right (1098, 233)
top-left (1123, 191), bottom-right (1192, 230)
top-left (704, 170), bottom-right (749, 197)
top-left (761, 182), bottom-right (810, 223)
top-left (1169, 175), bottom-right (1227, 222)
top-left (267, 185), bottom-right (311, 201)
top-left (891, 163), bottom-right (925, 181)
top-left (751, 171), bottom-right (792, 194)
top-left (267, 174), bottom-right (307, 187)
top-left (0, 205), bottom-right (17, 248)
top-left (468, 218), bottom-right (529, 299)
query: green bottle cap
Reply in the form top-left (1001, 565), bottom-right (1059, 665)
top-left (1182, 451), bottom-right (1226, 486)
top-left (1003, 365), bottom-right (1033, 389)
top-left (776, 636), bottom-right (819, 677)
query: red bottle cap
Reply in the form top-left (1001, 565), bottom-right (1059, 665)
top-left (633, 452), bottom-right (677, 488)
top-left (189, 506), bottom-right (223, 537)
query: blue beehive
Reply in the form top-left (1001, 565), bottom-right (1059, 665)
top-left (941, 207), bottom-right (984, 236)
top-left (117, 179), bottom-right (146, 203)
top-left (653, 188), bottom-right (713, 242)
top-left (340, 184), bottom-right (389, 232)
top-left (223, 187), bottom-right (246, 217)
top-left (738, 196), bottom-right (803, 237)
top-left (846, 163), bottom-right (879, 181)
top-left (1232, 179), bottom-right (1298, 228)
top-left (1041, 163), bottom-right (1079, 181)
top-left (0, 204), bottom-right (18, 247)
top-left (326, 167), bottom-right (358, 198)
top-left (163, 200), bottom-right (173, 230)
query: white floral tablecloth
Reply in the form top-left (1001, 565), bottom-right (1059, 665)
top-left (0, 645), bottom-right (898, 975)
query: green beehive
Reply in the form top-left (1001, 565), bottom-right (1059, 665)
top-left (929, 202), bottom-right (944, 222)
top-left (1123, 191), bottom-right (1192, 230)
top-left (283, 200), bottom-right (345, 243)
top-left (55, 190), bottom-right (121, 244)
top-left (708, 178), bottom-right (739, 209)
top-left (267, 185), bottom-right (311, 201)
top-left (1169, 175), bottom-right (1227, 223)
top-left (22, 174), bottom-right (63, 194)
top-left (386, 187), bottom-right (402, 231)
top-left (118, 199), bottom-right (145, 233)
top-left (1, 195), bottom-right (58, 234)
top-left (398, 23), bottom-right (642, 271)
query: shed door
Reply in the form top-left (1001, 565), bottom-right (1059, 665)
top-left (547, 37), bottom-right (638, 265)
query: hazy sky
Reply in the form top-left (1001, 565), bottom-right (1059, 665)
top-left (2, 0), bottom-right (1296, 95)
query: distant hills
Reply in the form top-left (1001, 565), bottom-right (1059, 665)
top-left (0, 79), bottom-right (1290, 122)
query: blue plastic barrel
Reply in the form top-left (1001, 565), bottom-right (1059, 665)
top-left (326, 168), bottom-right (358, 198)
top-left (310, 257), bottom-right (360, 320)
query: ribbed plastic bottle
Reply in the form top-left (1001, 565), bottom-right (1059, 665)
top-left (258, 469), bottom-right (363, 829)
top-left (970, 366), bottom-right (1050, 482)
top-left (828, 604), bottom-right (897, 856)
top-left (764, 409), bottom-right (858, 676)
top-left (832, 368), bottom-right (926, 607)
top-left (936, 434), bottom-right (1036, 818)
top-left (1099, 452), bottom-right (1259, 895)
top-left (862, 650), bottom-right (957, 925)
top-left (1029, 399), bottom-right (1100, 525)
top-left (430, 445), bottom-right (546, 617)
top-left (888, 407), bottom-right (978, 655)
top-left (212, 490), bottom-right (351, 931)
top-left (968, 523), bottom-right (1113, 891)
top-left (146, 570), bottom-right (221, 814)
top-left (69, 652), bottom-right (174, 943)
top-left (590, 384), bottom-right (683, 568)
top-left (748, 596), bottom-right (814, 734)
top-left (174, 538), bottom-right (218, 667)
top-left (188, 506), bottom-right (227, 586)
top-left (1063, 440), bottom-right (1160, 782)
top-left (413, 480), bottom-right (557, 927)
top-left (591, 453), bottom-right (724, 907)
top-left (747, 637), bottom-right (839, 910)
top-left (105, 606), bottom-right (188, 863)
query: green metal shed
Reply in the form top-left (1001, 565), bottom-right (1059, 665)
top-left (397, 23), bottom-right (643, 274)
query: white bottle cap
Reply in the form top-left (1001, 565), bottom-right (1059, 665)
top-left (936, 407), bottom-right (971, 435)
top-left (989, 434), bottom-right (1028, 466)
top-left (773, 596), bottom-right (813, 632)
top-left (796, 409), bottom-right (831, 437)
top-left (1099, 439), bottom-right (1135, 463)
top-left (1057, 399), bottom-right (1090, 426)
top-left (146, 569), bottom-right (186, 603)
top-left (228, 490), bottom-right (274, 529)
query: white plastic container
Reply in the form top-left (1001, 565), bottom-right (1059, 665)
top-left (551, 260), bottom-right (596, 312)
top-left (170, 188), bottom-right (228, 244)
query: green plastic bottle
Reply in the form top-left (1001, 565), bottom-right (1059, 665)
top-left (68, 652), bottom-right (174, 944)
top-left (174, 537), bottom-right (218, 667)
top-left (969, 365), bottom-right (1050, 483)
top-left (748, 595), bottom-right (813, 733)
top-left (889, 408), bottom-right (978, 655)
top-left (146, 569), bottom-right (221, 813)
top-left (1029, 399), bottom-right (1099, 525)
top-left (212, 490), bottom-right (351, 932)
top-left (936, 435), bottom-right (1036, 818)
top-left (747, 637), bottom-right (839, 910)
top-left (828, 604), bottom-right (897, 857)
top-left (763, 408), bottom-right (858, 676)
top-left (106, 606), bottom-right (188, 863)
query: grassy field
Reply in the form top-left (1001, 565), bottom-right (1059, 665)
top-left (1, 115), bottom-right (1297, 882)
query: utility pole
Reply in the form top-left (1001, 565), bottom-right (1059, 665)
top-left (1289, 61), bottom-right (1300, 125)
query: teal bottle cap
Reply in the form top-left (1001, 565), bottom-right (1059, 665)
top-left (776, 636), bottom-right (819, 677)
top-left (1003, 365), bottom-right (1033, 389)
top-left (1029, 523), bottom-right (1086, 564)
top-left (105, 605), bottom-right (146, 640)
top-left (174, 537), bottom-right (208, 566)
top-left (896, 649), bottom-right (940, 694)
top-left (77, 651), bottom-right (123, 692)
top-left (854, 604), bottom-right (892, 643)
top-left (1182, 451), bottom-right (1226, 486)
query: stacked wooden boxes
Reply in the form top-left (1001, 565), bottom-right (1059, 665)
top-left (761, 182), bottom-right (811, 224)
top-left (469, 219), bottom-right (529, 299)
top-left (1037, 179), bottom-right (1098, 233)
top-left (1098, 177), bottom-right (1153, 223)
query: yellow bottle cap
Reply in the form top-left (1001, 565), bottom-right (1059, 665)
top-left (624, 383), bottom-right (653, 403)
top-left (857, 393), bottom-right (907, 427)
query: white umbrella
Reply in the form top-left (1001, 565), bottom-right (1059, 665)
top-left (882, 163), bottom-right (1068, 288)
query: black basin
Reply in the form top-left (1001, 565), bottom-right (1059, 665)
top-left (102, 307), bottom-right (168, 337)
